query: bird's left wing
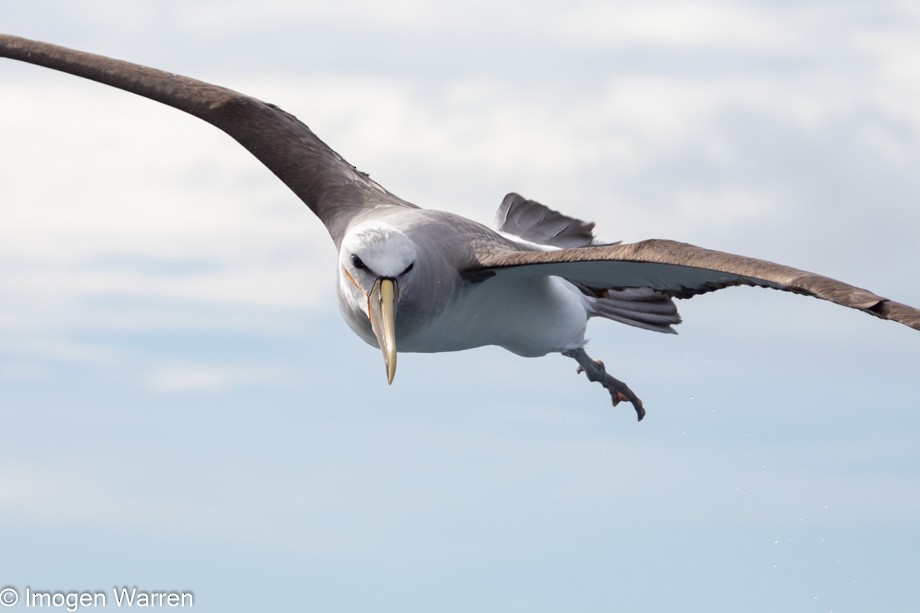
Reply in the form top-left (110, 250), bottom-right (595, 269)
top-left (0, 34), bottom-right (416, 246)
top-left (470, 239), bottom-right (920, 331)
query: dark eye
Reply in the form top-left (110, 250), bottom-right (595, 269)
top-left (351, 254), bottom-right (366, 270)
top-left (401, 262), bottom-right (415, 275)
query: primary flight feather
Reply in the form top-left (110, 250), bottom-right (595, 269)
top-left (3, 34), bottom-right (918, 421)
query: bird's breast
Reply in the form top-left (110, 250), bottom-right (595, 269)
top-left (394, 275), bottom-right (590, 357)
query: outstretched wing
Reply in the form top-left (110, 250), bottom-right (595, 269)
top-left (0, 34), bottom-right (416, 247)
top-left (470, 239), bottom-right (920, 331)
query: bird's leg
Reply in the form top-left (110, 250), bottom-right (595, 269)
top-left (562, 348), bottom-right (646, 421)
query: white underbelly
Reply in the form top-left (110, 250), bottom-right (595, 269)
top-left (398, 276), bottom-right (589, 357)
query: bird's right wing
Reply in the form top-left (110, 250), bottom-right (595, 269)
top-left (469, 238), bottom-right (920, 331)
top-left (0, 34), bottom-right (416, 247)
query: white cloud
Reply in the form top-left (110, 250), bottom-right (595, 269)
top-left (854, 31), bottom-right (920, 132)
top-left (143, 362), bottom-right (301, 392)
top-left (561, 1), bottom-right (802, 49)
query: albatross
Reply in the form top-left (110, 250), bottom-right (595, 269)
top-left (3, 34), bottom-right (918, 421)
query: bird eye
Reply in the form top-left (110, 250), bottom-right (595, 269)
top-left (401, 262), bottom-right (415, 275)
top-left (351, 254), bottom-right (366, 270)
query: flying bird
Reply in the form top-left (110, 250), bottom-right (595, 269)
top-left (2, 34), bottom-right (918, 421)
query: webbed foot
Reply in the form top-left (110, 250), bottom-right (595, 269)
top-left (562, 347), bottom-right (645, 421)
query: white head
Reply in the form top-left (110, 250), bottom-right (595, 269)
top-left (341, 223), bottom-right (416, 279)
top-left (338, 222), bottom-right (419, 384)
top-left (339, 222), bottom-right (417, 306)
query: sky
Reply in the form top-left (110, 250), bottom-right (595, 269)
top-left (2, 2), bottom-right (919, 611)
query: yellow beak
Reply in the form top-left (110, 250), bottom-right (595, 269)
top-left (368, 277), bottom-right (397, 385)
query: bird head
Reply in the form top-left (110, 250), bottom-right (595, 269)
top-left (338, 223), bottom-right (418, 385)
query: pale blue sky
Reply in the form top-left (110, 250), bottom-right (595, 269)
top-left (2, 2), bottom-right (919, 611)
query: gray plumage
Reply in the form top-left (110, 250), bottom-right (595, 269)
top-left (3, 33), bottom-right (918, 421)
top-left (495, 193), bottom-right (604, 249)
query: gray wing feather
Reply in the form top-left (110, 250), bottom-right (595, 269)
top-left (0, 34), bottom-right (416, 247)
top-left (494, 193), bottom-right (606, 248)
top-left (471, 238), bottom-right (920, 331)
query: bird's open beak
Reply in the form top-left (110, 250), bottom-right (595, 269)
top-left (368, 277), bottom-right (398, 385)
